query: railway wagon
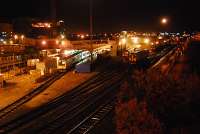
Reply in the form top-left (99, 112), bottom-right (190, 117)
top-left (58, 50), bottom-right (91, 70)
top-left (128, 50), bottom-right (150, 64)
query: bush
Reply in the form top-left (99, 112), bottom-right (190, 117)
top-left (116, 70), bottom-right (200, 133)
top-left (116, 99), bottom-right (163, 134)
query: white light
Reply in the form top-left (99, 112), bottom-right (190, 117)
top-left (14, 35), bottom-right (18, 40)
top-left (63, 50), bottom-right (71, 56)
top-left (61, 35), bottom-right (65, 39)
top-left (132, 37), bottom-right (139, 44)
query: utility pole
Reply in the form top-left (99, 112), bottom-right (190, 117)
top-left (89, 0), bottom-right (93, 67)
top-left (50, 0), bottom-right (57, 38)
top-left (51, 0), bottom-right (57, 21)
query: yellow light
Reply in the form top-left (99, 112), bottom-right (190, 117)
top-left (56, 40), bottom-right (59, 44)
top-left (45, 23), bottom-right (51, 28)
top-left (42, 40), bottom-right (47, 45)
top-left (9, 40), bottom-right (13, 44)
top-left (135, 44), bottom-right (141, 48)
top-left (158, 36), bottom-right (163, 39)
top-left (132, 37), bottom-right (139, 44)
top-left (121, 38), bottom-right (126, 44)
top-left (14, 35), bottom-right (18, 40)
top-left (144, 38), bottom-right (150, 44)
top-left (61, 41), bottom-right (65, 45)
top-left (3, 41), bottom-right (7, 44)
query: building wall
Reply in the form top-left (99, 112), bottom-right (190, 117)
top-left (0, 23), bottom-right (13, 32)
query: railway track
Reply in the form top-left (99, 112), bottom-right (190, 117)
top-left (0, 71), bottom-right (66, 120)
top-left (67, 98), bottom-right (115, 134)
top-left (0, 53), bottom-right (93, 121)
top-left (63, 45), bottom-right (179, 134)
top-left (36, 73), bottom-right (123, 134)
top-left (0, 63), bottom-right (124, 134)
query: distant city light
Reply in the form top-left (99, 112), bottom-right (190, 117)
top-left (59, 20), bottom-right (64, 23)
top-left (156, 41), bottom-right (159, 44)
top-left (3, 41), bottom-right (7, 44)
top-left (61, 34), bottom-right (65, 39)
top-left (158, 36), bottom-right (163, 39)
top-left (9, 40), bottom-right (13, 44)
top-left (21, 35), bottom-right (25, 40)
top-left (132, 37), bottom-right (139, 44)
top-left (63, 50), bottom-right (71, 56)
top-left (32, 22), bottom-right (52, 28)
top-left (135, 44), bottom-right (141, 48)
top-left (14, 35), bottom-right (18, 40)
top-left (56, 40), bottom-right (59, 44)
top-left (61, 40), bottom-right (65, 45)
top-left (81, 35), bottom-right (85, 39)
top-left (144, 38), bottom-right (150, 44)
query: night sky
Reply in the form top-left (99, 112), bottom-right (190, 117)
top-left (0, 0), bottom-right (200, 33)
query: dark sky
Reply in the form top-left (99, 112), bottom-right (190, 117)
top-left (0, 0), bottom-right (200, 33)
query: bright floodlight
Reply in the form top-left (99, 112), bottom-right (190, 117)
top-left (14, 35), bottom-right (18, 40)
top-left (121, 38), bottom-right (126, 44)
top-left (132, 37), bottom-right (139, 44)
top-left (144, 38), bottom-right (150, 44)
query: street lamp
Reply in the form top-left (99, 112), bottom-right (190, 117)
top-left (21, 35), bottom-right (25, 45)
